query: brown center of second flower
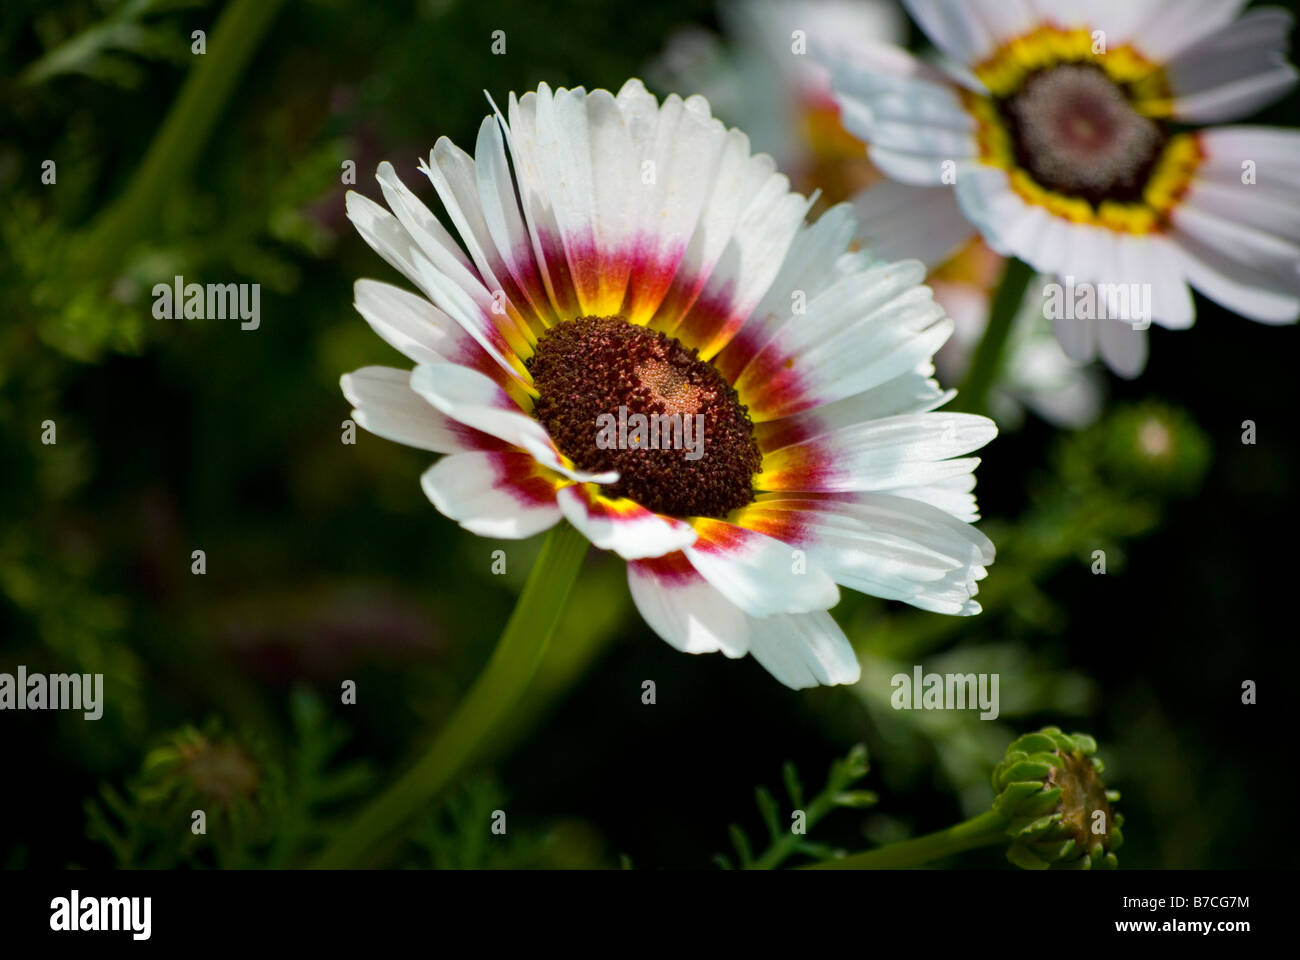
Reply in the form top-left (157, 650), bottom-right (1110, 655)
top-left (1001, 63), bottom-right (1166, 207)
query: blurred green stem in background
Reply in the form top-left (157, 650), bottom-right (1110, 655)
top-left (803, 809), bottom-right (1008, 869)
top-left (312, 522), bottom-right (590, 868)
top-left (954, 257), bottom-right (1035, 416)
top-left (488, 560), bottom-right (629, 761)
top-left (79, 0), bottom-right (287, 274)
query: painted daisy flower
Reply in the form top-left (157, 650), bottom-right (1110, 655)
top-left (339, 80), bottom-right (996, 690)
top-left (830, 0), bottom-right (1300, 376)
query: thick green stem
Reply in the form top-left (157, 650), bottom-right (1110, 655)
top-left (81, 0), bottom-right (287, 271)
top-left (954, 257), bottom-right (1036, 415)
top-left (803, 810), bottom-right (1007, 869)
top-left (312, 522), bottom-right (589, 869)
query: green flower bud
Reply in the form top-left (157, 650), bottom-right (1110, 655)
top-left (1103, 402), bottom-right (1210, 497)
top-left (992, 727), bottom-right (1122, 870)
top-left (140, 726), bottom-right (261, 809)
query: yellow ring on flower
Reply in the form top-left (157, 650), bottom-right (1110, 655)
top-left (972, 25), bottom-right (1166, 100)
top-left (962, 26), bottom-right (1203, 237)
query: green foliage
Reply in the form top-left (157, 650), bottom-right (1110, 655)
top-left (83, 689), bottom-right (372, 868)
top-left (406, 775), bottom-right (606, 869)
top-left (834, 402), bottom-right (1211, 819)
top-left (17, 0), bottom-right (209, 90)
top-left (716, 745), bottom-right (876, 870)
top-left (2, 0), bottom-right (338, 367)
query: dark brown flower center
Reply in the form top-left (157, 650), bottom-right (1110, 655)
top-left (1000, 63), bottom-right (1166, 206)
top-left (527, 316), bottom-right (761, 519)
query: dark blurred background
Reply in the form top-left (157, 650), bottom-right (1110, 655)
top-left (1, 0), bottom-right (1296, 869)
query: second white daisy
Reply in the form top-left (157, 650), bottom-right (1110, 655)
top-left (831, 0), bottom-right (1300, 376)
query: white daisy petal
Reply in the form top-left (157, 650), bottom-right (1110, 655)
top-left (503, 85), bottom-right (583, 317)
top-left (738, 493), bottom-right (993, 615)
top-left (755, 368), bottom-right (953, 454)
top-left (419, 451), bottom-right (563, 539)
top-left (902, 0), bottom-right (1000, 65)
top-left (715, 202), bottom-right (861, 380)
top-left (626, 554), bottom-right (749, 657)
top-left (737, 260), bottom-right (954, 419)
top-left (1126, 234), bottom-right (1197, 331)
top-left (888, 472), bottom-right (982, 524)
top-left (1197, 127), bottom-right (1300, 188)
top-left (1162, 8), bottom-right (1299, 123)
top-left (716, 0), bottom-right (908, 95)
top-left (1169, 203), bottom-right (1300, 323)
top-left (420, 135), bottom-right (521, 319)
top-left (345, 190), bottom-right (435, 291)
top-left (954, 167), bottom-right (1059, 270)
top-left (626, 555), bottom-right (859, 688)
top-left (374, 161), bottom-right (479, 283)
top-left (684, 519), bottom-right (840, 618)
top-left (354, 279), bottom-right (454, 367)
top-left (867, 144), bottom-right (957, 187)
top-left (1121, 0), bottom-right (1253, 66)
top-left (1173, 135), bottom-right (1300, 311)
top-left (531, 85), bottom-right (632, 316)
top-left (556, 484), bottom-right (697, 560)
top-left (1182, 179), bottom-right (1300, 247)
top-left (861, 86), bottom-right (980, 130)
top-left (1169, 226), bottom-right (1300, 324)
top-left (760, 412), bottom-right (997, 493)
top-left (974, 0), bottom-right (1040, 46)
top-left (614, 81), bottom-right (730, 323)
top-left (409, 362), bottom-right (541, 444)
top-left (409, 363), bottom-right (617, 482)
top-left (1052, 313), bottom-right (1099, 364)
top-left (865, 119), bottom-right (979, 159)
top-left (661, 151), bottom-right (813, 358)
top-left (829, 38), bottom-right (970, 99)
top-left (414, 135), bottom-right (545, 350)
top-left (471, 116), bottom-right (559, 328)
top-left (829, 44), bottom-right (972, 186)
top-left (1096, 318), bottom-right (1149, 379)
top-left (346, 190), bottom-right (532, 389)
top-left (1173, 201), bottom-right (1300, 287)
top-left (747, 612), bottom-right (860, 689)
top-left (353, 279), bottom-right (528, 394)
top-left (340, 366), bottom-right (500, 454)
top-left (407, 245), bottom-right (535, 388)
top-left (1043, 0), bottom-right (1145, 43)
top-left (852, 181), bottom-right (978, 268)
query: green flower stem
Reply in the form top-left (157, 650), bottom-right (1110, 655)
top-left (488, 565), bottom-right (628, 763)
top-left (953, 257), bottom-right (1036, 415)
top-left (803, 809), bottom-right (1008, 870)
top-left (312, 522), bottom-right (589, 869)
top-left (81, 0), bottom-right (287, 272)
